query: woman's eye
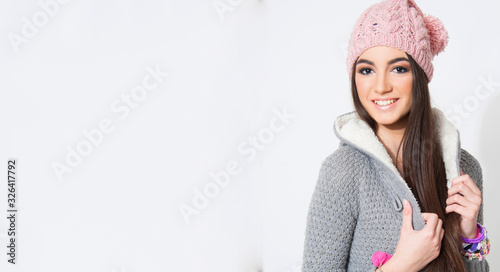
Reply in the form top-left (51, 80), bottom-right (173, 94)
top-left (358, 68), bottom-right (373, 75)
top-left (393, 66), bottom-right (408, 73)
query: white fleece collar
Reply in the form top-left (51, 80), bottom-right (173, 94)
top-left (333, 108), bottom-right (460, 188)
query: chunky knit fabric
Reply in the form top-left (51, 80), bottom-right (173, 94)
top-left (302, 108), bottom-right (489, 271)
top-left (346, 0), bottom-right (448, 82)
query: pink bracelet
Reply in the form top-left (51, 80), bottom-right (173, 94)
top-left (461, 223), bottom-right (485, 244)
top-left (372, 251), bottom-right (392, 269)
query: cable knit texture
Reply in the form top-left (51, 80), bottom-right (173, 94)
top-left (301, 109), bottom-right (489, 271)
top-left (346, 0), bottom-right (448, 82)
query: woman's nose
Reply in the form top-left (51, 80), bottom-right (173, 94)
top-left (374, 73), bottom-right (391, 94)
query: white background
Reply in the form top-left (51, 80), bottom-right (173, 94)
top-left (0, 0), bottom-right (498, 271)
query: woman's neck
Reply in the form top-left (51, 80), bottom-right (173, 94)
top-left (376, 124), bottom-right (407, 176)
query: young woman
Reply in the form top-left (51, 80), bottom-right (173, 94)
top-left (301, 0), bottom-right (490, 271)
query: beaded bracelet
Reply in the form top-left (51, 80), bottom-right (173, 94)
top-left (461, 223), bottom-right (491, 261)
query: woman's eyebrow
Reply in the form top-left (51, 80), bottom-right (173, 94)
top-left (388, 57), bottom-right (410, 65)
top-left (356, 57), bottom-right (410, 66)
top-left (356, 59), bottom-right (373, 66)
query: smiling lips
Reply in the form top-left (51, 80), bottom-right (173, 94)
top-left (372, 98), bottom-right (399, 109)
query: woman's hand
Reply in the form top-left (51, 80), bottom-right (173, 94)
top-left (381, 199), bottom-right (444, 272)
top-left (445, 170), bottom-right (482, 239)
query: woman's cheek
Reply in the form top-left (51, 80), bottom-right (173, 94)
top-left (355, 78), bottom-right (371, 96)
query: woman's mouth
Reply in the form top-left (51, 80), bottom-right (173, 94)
top-left (372, 98), bottom-right (399, 109)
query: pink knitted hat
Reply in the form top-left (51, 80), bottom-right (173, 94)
top-left (346, 0), bottom-right (448, 82)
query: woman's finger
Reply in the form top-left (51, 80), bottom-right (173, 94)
top-left (450, 174), bottom-right (481, 196)
top-left (445, 203), bottom-right (477, 220)
top-left (435, 217), bottom-right (443, 236)
top-left (448, 181), bottom-right (476, 199)
top-left (439, 226), bottom-right (445, 241)
top-left (447, 186), bottom-right (482, 207)
top-left (446, 192), bottom-right (477, 208)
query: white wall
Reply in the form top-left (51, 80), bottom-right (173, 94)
top-left (0, 0), bottom-right (497, 271)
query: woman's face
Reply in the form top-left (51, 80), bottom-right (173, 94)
top-left (354, 46), bottom-right (413, 130)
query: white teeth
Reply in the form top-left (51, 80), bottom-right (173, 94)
top-left (374, 99), bottom-right (397, 106)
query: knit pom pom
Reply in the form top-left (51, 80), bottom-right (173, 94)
top-left (424, 15), bottom-right (448, 55)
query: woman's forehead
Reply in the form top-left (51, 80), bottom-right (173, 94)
top-left (358, 46), bottom-right (408, 60)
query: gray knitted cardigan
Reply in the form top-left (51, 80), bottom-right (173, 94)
top-left (302, 108), bottom-right (489, 271)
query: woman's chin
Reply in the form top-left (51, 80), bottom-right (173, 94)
top-left (373, 115), bottom-right (409, 130)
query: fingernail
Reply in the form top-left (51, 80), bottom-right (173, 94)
top-left (403, 200), bottom-right (411, 215)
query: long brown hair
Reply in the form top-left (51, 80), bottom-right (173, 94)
top-left (351, 53), bottom-right (465, 271)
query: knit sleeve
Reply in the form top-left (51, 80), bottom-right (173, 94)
top-left (301, 147), bottom-right (362, 272)
top-left (459, 149), bottom-right (490, 271)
